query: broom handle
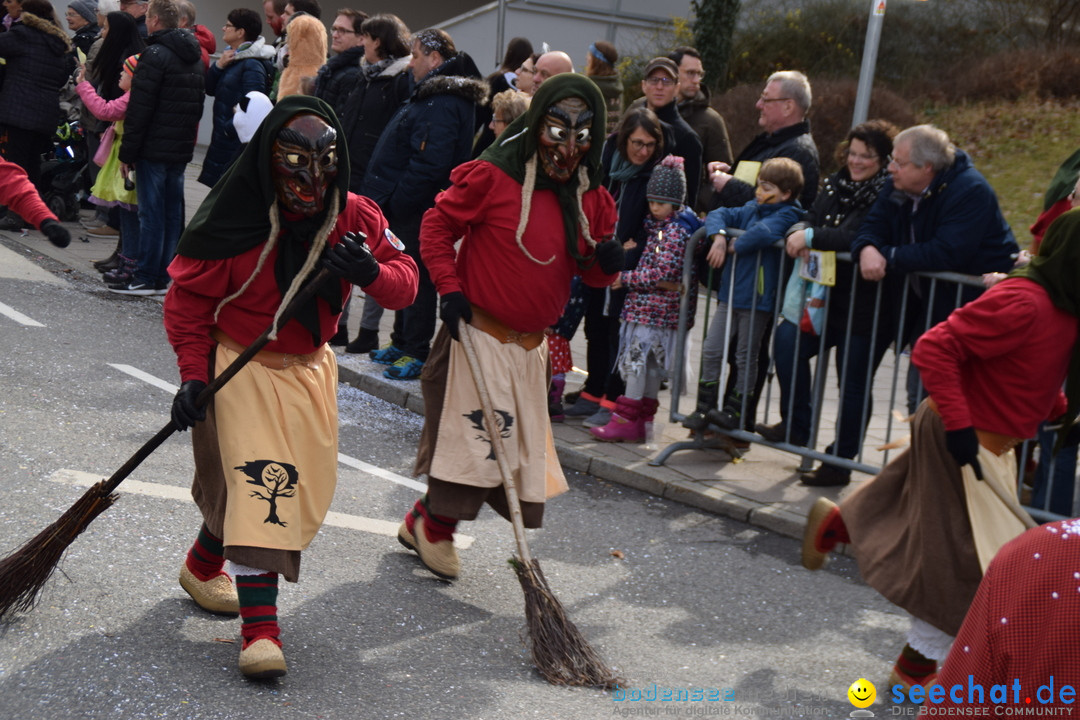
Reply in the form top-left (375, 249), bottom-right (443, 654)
top-left (456, 319), bottom-right (533, 565)
top-left (98, 268), bottom-right (335, 497)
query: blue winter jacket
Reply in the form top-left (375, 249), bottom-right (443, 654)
top-left (850, 148), bottom-right (1018, 343)
top-left (199, 37), bottom-right (274, 187)
top-left (704, 199), bottom-right (804, 312)
top-left (361, 52), bottom-right (487, 222)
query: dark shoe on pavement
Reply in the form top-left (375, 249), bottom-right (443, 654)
top-left (564, 396), bottom-right (600, 418)
top-left (345, 327), bottom-right (379, 354)
top-left (329, 327), bottom-right (349, 346)
top-left (94, 250), bottom-right (121, 272)
top-left (800, 464), bottom-right (851, 487)
top-left (108, 280), bottom-right (156, 296)
top-left (0, 212), bottom-right (27, 231)
top-left (755, 421), bottom-right (787, 443)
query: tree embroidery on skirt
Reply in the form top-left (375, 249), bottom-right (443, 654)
top-left (464, 409), bottom-right (514, 460)
top-left (235, 460), bottom-right (299, 526)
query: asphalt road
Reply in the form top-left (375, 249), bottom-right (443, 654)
top-left (0, 242), bottom-right (912, 719)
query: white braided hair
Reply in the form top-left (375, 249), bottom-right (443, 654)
top-left (212, 193), bottom-right (341, 340)
top-left (516, 157), bottom-right (597, 266)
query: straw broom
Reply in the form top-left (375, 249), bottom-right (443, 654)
top-left (456, 320), bottom-right (620, 688)
top-left (0, 268), bottom-right (334, 621)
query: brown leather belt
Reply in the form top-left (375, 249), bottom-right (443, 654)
top-left (926, 397), bottom-right (1023, 456)
top-left (468, 305), bottom-right (545, 351)
top-left (211, 328), bottom-right (319, 370)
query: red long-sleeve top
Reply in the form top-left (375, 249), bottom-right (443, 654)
top-left (165, 194), bottom-right (418, 383)
top-left (420, 160), bottom-right (618, 333)
top-left (0, 156), bottom-right (54, 229)
top-left (912, 278), bottom-right (1076, 437)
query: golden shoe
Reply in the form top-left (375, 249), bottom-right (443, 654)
top-left (413, 516), bottom-right (459, 580)
top-left (397, 520), bottom-right (417, 552)
top-left (239, 637), bottom-right (287, 679)
top-left (179, 564), bottom-right (239, 616)
top-left (801, 497), bottom-right (840, 571)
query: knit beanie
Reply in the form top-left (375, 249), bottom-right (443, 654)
top-left (646, 154), bottom-right (686, 206)
top-left (123, 53), bottom-right (140, 76)
top-left (68, 0), bottom-right (98, 24)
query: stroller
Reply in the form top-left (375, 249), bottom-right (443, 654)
top-left (37, 119), bottom-right (89, 222)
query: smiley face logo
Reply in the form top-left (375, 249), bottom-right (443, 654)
top-left (848, 678), bottom-right (876, 708)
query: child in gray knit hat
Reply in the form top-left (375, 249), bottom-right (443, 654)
top-left (590, 154), bottom-right (703, 443)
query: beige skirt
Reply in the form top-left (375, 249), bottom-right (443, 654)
top-left (428, 324), bottom-right (567, 504)
top-left (192, 342), bottom-right (338, 581)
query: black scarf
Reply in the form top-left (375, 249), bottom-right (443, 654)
top-left (176, 96), bottom-right (351, 344)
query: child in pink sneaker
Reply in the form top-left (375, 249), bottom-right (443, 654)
top-left (591, 155), bottom-right (701, 443)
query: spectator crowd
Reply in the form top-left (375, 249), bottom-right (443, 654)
top-left (7, 0), bottom-right (1080, 690)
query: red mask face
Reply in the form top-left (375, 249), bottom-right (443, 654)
top-left (271, 113), bottom-right (338, 216)
top-left (537, 97), bottom-right (593, 183)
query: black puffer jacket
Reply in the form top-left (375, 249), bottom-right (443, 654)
top-left (338, 55), bottom-right (410, 192)
top-left (362, 52), bottom-right (488, 221)
top-left (314, 45), bottom-right (365, 120)
top-left (119, 28), bottom-right (205, 165)
top-left (0, 13), bottom-right (72, 135)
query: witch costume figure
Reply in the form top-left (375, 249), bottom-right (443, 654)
top-left (801, 210), bottom-right (1080, 691)
top-left (163, 96), bottom-right (418, 679)
top-left (396, 73), bottom-right (625, 580)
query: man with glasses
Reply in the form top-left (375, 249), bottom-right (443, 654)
top-left (314, 8), bottom-right (368, 117)
top-left (668, 47), bottom-right (732, 213)
top-left (700, 70), bottom-right (819, 442)
top-left (120, 0), bottom-right (149, 37)
top-left (638, 56), bottom-right (702, 206)
top-left (707, 70), bottom-right (818, 210)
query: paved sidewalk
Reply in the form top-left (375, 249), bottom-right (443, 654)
top-left (3, 152), bottom-right (887, 546)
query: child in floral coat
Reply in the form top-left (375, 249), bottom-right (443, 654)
top-left (591, 155), bottom-right (701, 442)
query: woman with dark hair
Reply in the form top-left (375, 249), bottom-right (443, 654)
top-left (0, 0), bottom-right (71, 228)
top-left (585, 40), bottom-right (621, 135)
top-left (334, 13), bottom-right (413, 352)
top-left (81, 10), bottom-right (145, 265)
top-left (755, 119), bottom-right (900, 487)
top-left (563, 107), bottom-right (670, 424)
top-left (472, 36), bottom-right (533, 156)
top-left (198, 7), bottom-right (274, 188)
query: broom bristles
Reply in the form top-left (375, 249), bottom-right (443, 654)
top-left (0, 482), bottom-right (116, 622)
top-left (510, 557), bottom-right (622, 689)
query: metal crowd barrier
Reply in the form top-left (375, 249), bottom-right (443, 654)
top-left (654, 227), bottom-right (1077, 522)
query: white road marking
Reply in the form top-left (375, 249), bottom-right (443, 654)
top-left (0, 300), bottom-right (44, 327)
top-left (47, 469), bottom-right (474, 549)
top-left (109, 363), bottom-right (179, 393)
top-left (112, 364), bottom-right (431, 494)
top-left (337, 453), bottom-right (427, 492)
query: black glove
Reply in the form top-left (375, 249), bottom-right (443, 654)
top-left (595, 238), bottom-right (625, 275)
top-left (945, 426), bottom-right (983, 480)
top-left (322, 231), bottom-right (380, 287)
top-left (439, 291), bottom-right (472, 341)
top-left (172, 380), bottom-right (208, 432)
top-left (40, 218), bottom-right (71, 249)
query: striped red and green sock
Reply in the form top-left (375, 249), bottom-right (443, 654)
top-left (185, 524), bottom-right (226, 582)
top-left (236, 572), bottom-right (280, 649)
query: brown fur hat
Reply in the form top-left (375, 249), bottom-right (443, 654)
top-left (276, 14), bottom-right (327, 100)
